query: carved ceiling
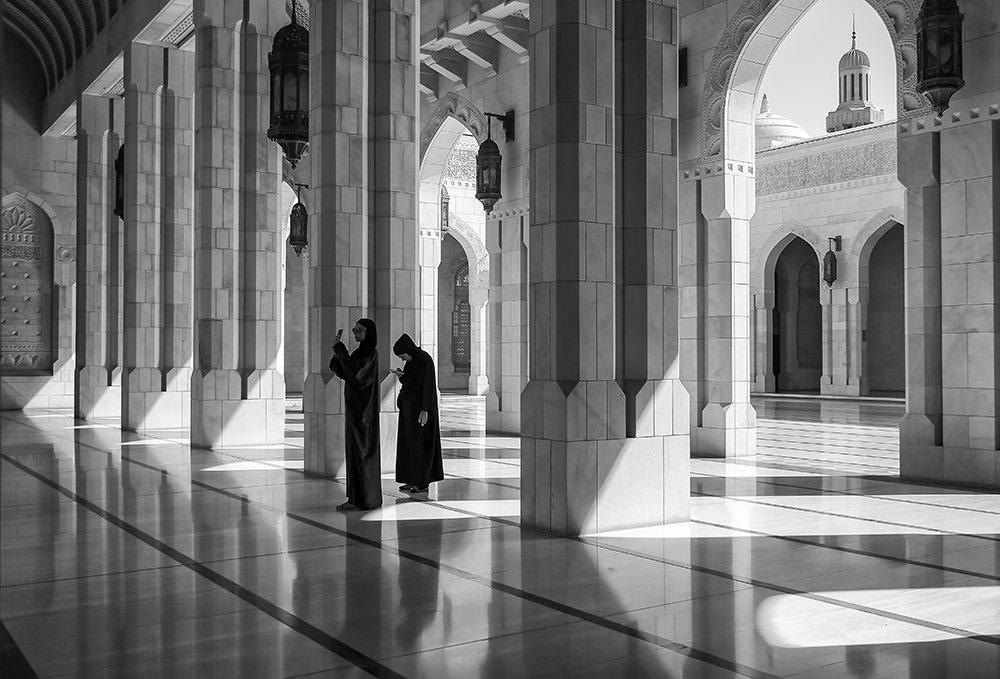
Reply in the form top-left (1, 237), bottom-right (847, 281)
top-left (3, 0), bottom-right (123, 92)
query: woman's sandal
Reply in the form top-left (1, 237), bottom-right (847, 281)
top-left (398, 485), bottom-right (414, 492)
top-left (409, 486), bottom-right (429, 493)
top-left (336, 501), bottom-right (358, 511)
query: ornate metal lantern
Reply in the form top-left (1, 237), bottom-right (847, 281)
top-left (823, 236), bottom-right (842, 287)
top-left (476, 110), bottom-right (514, 214)
top-left (113, 144), bottom-right (124, 221)
top-left (289, 183), bottom-right (309, 257)
top-left (267, 2), bottom-right (309, 167)
top-left (916, 0), bottom-right (964, 117)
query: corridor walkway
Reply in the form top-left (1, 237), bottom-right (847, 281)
top-left (2, 396), bottom-right (998, 678)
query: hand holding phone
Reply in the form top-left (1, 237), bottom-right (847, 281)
top-left (335, 329), bottom-right (343, 344)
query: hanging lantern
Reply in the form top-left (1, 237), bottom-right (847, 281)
top-left (267, 2), bottom-right (309, 167)
top-left (823, 236), bottom-right (841, 287)
top-left (113, 144), bottom-right (124, 221)
top-left (476, 110), bottom-right (514, 214)
top-left (476, 135), bottom-right (502, 214)
top-left (289, 182), bottom-right (309, 257)
top-left (915, 0), bottom-right (964, 117)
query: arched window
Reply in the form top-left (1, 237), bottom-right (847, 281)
top-left (1, 194), bottom-right (54, 374)
top-left (850, 73), bottom-right (855, 100)
top-left (451, 264), bottom-right (470, 373)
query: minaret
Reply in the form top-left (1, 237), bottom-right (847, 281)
top-left (825, 23), bottom-right (884, 133)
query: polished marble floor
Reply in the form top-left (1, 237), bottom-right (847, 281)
top-left (2, 395), bottom-right (998, 678)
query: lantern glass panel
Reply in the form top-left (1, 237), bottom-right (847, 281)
top-left (271, 72), bottom-right (281, 119)
top-left (299, 71), bottom-right (308, 113)
top-left (284, 70), bottom-right (297, 111)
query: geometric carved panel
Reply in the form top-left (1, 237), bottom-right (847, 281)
top-left (1, 193), bottom-right (53, 374)
top-left (452, 264), bottom-right (471, 373)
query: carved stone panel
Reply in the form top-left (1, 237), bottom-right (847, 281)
top-left (1, 194), bottom-right (54, 373)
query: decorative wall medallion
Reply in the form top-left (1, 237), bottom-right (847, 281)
top-left (56, 245), bottom-right (75, 263)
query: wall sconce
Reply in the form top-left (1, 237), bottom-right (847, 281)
top-left (476, 110), bottom-right (514, 214)
top-left (823, 236), bottom-right (842, 287)
top-left (288, 182), bottom-right (309, 257)
top-left (113, 144), bottom-right (124, 221)
top-left (267, 0), bottom-right (310, 167)
top-left (916, 0), bottom-right (965, 117)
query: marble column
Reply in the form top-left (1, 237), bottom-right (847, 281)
top-left (75, 94), bottom-right (122, 419)
top-left (191, 0), bottom-right (285, 448)
top-left (898, 131), bottom-right (943, 479)
top-left (522, 0), bottom-right (688, 536)
top-left (370, 0), bottom-right (420, 465)
top-left (694, 172), bottom-right (756, 456)
top-left (751, 291), bottom-right (775, 393)
top-left (304, 0), bottom-right (370, 478)
top-left (615, 0), bottom-right (689, 517)
top-left (121, 44), bottom-right (194, 432)
top-left (468, 280), bottom-right (489, 395)
top-left (901, 120), bottom-right (1000, 488)
top-left (486, 212), bottom-right (528, 434)
top-left (820, 283), bottom-right (866, 397)
top-left (418, 230), bottom-right (441, 369)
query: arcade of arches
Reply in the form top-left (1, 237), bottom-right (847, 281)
top-left (4, 0), bottom-right (1000, 531)
top-left (2, 0), bottom-right (1000, 675)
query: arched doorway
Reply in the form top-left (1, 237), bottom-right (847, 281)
top-left (438, 236), bottom-right (471, 391)
top-left (774, 237), bottom-right (821, 393)
top-left (866, 223), bottom-right (904, 395)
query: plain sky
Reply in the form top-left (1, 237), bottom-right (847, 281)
top-left (758, 0), bottom-right (897, 138)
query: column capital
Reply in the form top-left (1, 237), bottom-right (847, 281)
top-left (700, 171), bottom-right (756, 221)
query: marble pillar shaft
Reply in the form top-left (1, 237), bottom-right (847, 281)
top-left (122, 44), bottom-right (194, 431)
top-left (191, 0), bottom-right (285, 448)
top-left (898, 131), bottom-right (943, 468)
top-left (486, 212), bottom-right (528, 434)
top-left (616, 0), bottom-right (687, 442)
top-left (900, 121), bottom-right (1000, 487)
top-left (522, 0), bottom-right (688, 537)
top-left (75, 95), bottom-right (122, 419)
top-left (692, 173), bottom-right (756, 457)
top-left (370, 0), bottom-right (419, 468)
top-left (305, 0), bottom-right (370, 478)
top-left (469, 283), bottom-right (489, 395)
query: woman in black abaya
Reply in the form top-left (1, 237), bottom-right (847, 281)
top-left (391, 333), bottom-right (444, 494)
top-left (330, 318), bottom-right (383, 510)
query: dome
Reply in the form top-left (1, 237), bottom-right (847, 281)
top-left (755, 95), bottom-right (810, 151)
top-left (839, 32), bottom-right (870, 69)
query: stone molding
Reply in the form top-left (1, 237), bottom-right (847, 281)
top-left (446, 211), bottom-right (488, 277)
top-left (701, 0), bottom-right (926, 162)
top-left (898, 101), bottom-right (1000, 137)
top-left (756, 139), bottom-right (896, 195)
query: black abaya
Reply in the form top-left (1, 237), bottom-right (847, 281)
top-left (330, 319), bottom-right (382, 509)
top-left (392, 333), bottom-right (444, 490)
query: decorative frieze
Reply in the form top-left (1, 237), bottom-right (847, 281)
top-left (757, 139), bottom-right (896, 195)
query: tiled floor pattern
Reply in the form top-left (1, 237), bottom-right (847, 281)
top-left (2, 395), bottom-right (998, 678)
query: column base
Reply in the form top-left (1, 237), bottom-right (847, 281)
top-left (521, 435), bottom-right (690, 536)
top-left (303, 373), bottom-right (346, 479)
top-left (693, 402), bottom-right (757, 457)
top-left (123, 367), bottom-right (190, 432)
top-left (468, 374), bottom-right (489, 396)
top-left (76, 366), bottom-right (122, 420)
top-left (520, 379), bottom-right (690, 536)
top-left (486, 392), bottom-right (521, 434)
top-left (191, 369), bottom-right (284, 448)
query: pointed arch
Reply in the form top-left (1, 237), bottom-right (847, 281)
top-left (753, 221), bottom-right (823, 294)
top-left (420, 92), bottom-right (488, 163)
top-left (848, 205), bottom-right (904, 287)
top-left (701, 0), bottom-right (924, 162)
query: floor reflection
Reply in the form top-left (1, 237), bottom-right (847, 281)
top-left (1, 395), bottom-right (997, 678)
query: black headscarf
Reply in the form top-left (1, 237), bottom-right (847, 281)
top-left (354, 318), bottom-right (378, 359)
top-left (392, 333), bottom-right (419, 358)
